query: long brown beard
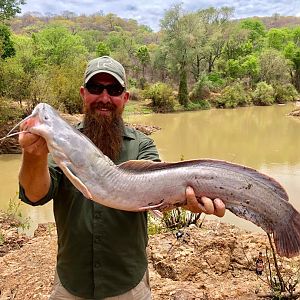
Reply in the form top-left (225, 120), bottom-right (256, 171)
top-left (83, 104), bottom-right (124, 161)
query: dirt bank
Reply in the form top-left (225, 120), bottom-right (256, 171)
top-left (1, 220), bottom-right (299, 300)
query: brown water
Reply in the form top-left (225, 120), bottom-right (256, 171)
top-left (1, 103), bottom-right (300, 234)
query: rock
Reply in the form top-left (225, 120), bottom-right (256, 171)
top-left (1, 219), bottom-right (300, 299)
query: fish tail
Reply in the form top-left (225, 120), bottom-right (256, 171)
top-left (274, 209), bottom-right (300, 258)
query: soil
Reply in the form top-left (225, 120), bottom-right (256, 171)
top-left (1, 218), bottom-right (300, 300)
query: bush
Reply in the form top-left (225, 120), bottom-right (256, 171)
top-left (273, 83), bottom-right (299, 104)
top-left (215, 82), bottom-right (252, 108)
top-left (128, 87), bottom-right (143, 101)
top-left (144, 82), bottom-right (175, 113)
top-left (0, 98), bottom-right (25, 125)
top-left (189, 74), bottom-right (224, 103)
top-left (186, 100), bottom-right (211, 110)
top-left (252, 82), bottom-right (275, 105)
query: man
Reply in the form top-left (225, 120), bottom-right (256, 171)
top-left (18, 56), bottom-right (225, 299)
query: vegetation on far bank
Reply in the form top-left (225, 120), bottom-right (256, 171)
top-left (1, 2), bottom-right (300, 122)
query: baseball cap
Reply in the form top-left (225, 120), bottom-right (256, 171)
top-left (84, 56), bottom-right (126, 87)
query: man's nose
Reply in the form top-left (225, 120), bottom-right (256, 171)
top-left (99, 89), bottom-right (111, 103)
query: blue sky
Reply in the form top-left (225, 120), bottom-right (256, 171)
top-left (20, 0), bottom-right (300, 31)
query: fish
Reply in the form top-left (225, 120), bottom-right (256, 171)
top-left (2, 102), bottom-right (300, 258)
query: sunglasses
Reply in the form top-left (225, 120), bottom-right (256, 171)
top-left (84, 82), bottom-right (125, 96)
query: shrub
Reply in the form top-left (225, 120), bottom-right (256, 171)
top-left (128, 87), bottom-right (143, 101)
top-left (273, 83), bottom-right (299, 104)
top-left (252, 82), bottom-right (275, 105)
top-left (189, 74), bottom-right (224, 103)
top-left (186, 100), bottom-right (211, 110)
top-left (215, 82), bottom-right (252, 108)
top-left (0, 98), bottom-right (25, 125)
top-left (144, 82), bottom-right (175, 113)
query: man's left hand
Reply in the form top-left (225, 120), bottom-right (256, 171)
top-left (183, 186), bottom-right (225, 217)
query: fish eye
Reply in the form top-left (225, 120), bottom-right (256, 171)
top-left (44, 115), bottom-right (49, 120)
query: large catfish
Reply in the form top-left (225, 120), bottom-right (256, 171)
top-left (2, 103), bottom-right (300, 258)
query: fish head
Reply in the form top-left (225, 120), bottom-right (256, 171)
top-left (26, 103), bottom-right (61, 141)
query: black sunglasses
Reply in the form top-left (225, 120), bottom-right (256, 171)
top-left (84, 82), bottom-right (125, 96)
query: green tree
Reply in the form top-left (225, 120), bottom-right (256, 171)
top-left (96, 41), bottom-right (110, 57)
top-left (259, 49), bottom-right (290, 85)
top-left (0, 24), bottom-right (15, 59)
top-left (160, 4), bottom-right (192, 107)
top-left (283, 28), bottom-right (300, 91)
top-left (0, 0), bottom-right (25, 22)
top-left (32, 25), bottom-right (88, 66)
top-left (136, 45), bottom-right (150, 86)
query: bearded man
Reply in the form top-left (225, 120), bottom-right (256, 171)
top-left (18, 56), bottom-right (225, 300)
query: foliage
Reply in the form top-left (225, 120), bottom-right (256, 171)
top-left (0, 0), bottom-right (25, 22)
top-left (144, 82), bottom-right (175, 112)
top-left (252, 81), bottom-right (275, 105)
top-left (185, 99), bottom-right (211, 110)
top-left (273, 83), bottom-right (299, 104)
top-left (32, 25), bottom-right (88, 66)
top-left (189, 74), bottom-right (223, 106)
top-left (178, 69), bottom-right (188, 107)
top-left (96, 41), bottom-right (110, 57)
top-left (0, 23), bottom-right (15, 59)
top-left (1, 9), bottom-right (300, 119)
top-left (3, 193), bottom-right (31, 231)
top-left (0, 97), bottom-right (24, 124)
top-left (128, 87), bottom-right (143, 101)
top-left (215, 82), bottom-right (252, 108)
top-left (148, 208), bottom-right (203, 235)
top-left (162, 208), bottom-right (203, 230)
top-left (259, 49), bottom-right (291, 84)
top-left (264, 233), bottom-right (300, 299)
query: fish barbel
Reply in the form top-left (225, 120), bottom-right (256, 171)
top-left (3, 103), bottom-right (300, 258)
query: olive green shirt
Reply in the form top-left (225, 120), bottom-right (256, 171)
top-left (19, 125), bottom-right (160, 299)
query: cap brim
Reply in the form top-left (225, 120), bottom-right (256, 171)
top-left (85, 70), bottom-right (125, 87)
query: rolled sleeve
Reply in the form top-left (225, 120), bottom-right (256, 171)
top-left (19, 167), bottom-right (60, 206)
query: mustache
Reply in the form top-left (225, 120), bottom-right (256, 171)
top-left (90, 101), bottom-right (117, 111)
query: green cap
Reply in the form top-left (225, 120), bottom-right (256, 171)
top-left (84, 56), bottom-right (126, 87)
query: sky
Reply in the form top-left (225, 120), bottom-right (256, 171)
top-left (20, 0), bottom-right (300, 31)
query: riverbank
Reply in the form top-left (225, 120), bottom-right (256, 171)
top-left (0, 110), bottom-right (160, 154)
top-left (1, 218), bottom-right (300, 299)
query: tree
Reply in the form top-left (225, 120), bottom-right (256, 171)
top-left (259, 49), bottom-right (290, 85)
top-left (0, 23), bottom-right (15, 59)
top-left (32, 25), bottom-right (88, 66)
top-left (136, 45), bottom-right (150, 82)
top-left (160, 4), bottom-right (192, 107)
top-left (0, 0), bottom-right (25, 22)
top-left (96, 41), bottom-right (110, 57)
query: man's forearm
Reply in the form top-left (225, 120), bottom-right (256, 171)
top-left (19, 152), bottom-right (51, 202)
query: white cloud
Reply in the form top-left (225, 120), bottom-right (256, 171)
top-left (20, 0), bottom-right (300, 31)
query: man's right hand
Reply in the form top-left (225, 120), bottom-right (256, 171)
top-left (19, 123), bottom-right (48, 156)
top-left (18, 123), bottom-right (50, 202)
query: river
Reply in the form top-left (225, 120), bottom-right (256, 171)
top-left (1, 103), bottom-right (300, 235)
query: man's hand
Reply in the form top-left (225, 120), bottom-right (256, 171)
top-left (19, 122), bottom-right (48, 156)
top-left (183, 186), bottom-right (225, 217)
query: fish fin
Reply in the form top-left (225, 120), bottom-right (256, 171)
top-left (119, 159), bottom-right (289, 202)
top-left (273, 208), bottom-right (300, 258)
top-left (59, 162), bottom-right (93, 200)
top-left (118, 160), bottom-right (169, 171)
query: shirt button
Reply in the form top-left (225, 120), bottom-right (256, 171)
top-left (95, 262), bottom-right (101, 268)
top-left (95, 236), bottom-right (101, 243)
